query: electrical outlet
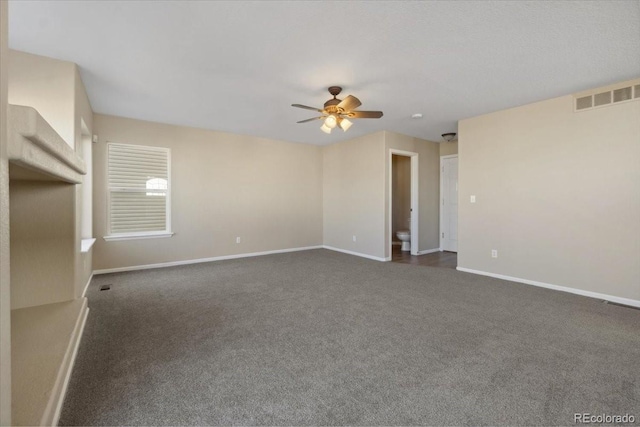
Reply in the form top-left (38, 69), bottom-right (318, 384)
top-left (491, 249), bottom-right (498, 258)
top-left (470, 195), bottom-right (476, 203)
top-left (352, 235), bottom-right (357, 242)
top-left (236, 237), bottom-right (241, 244)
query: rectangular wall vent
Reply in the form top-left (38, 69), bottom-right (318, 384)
top-left (575, 96), bottom-right (593, 110)
top-left (613, 87), bottom-right (632, 103)
top-left (575, 84), bottom-right (639, 112)
top-left (594, 91), bottom-right (612, 106)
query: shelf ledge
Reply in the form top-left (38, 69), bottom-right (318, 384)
top-left (80, 238), bottom-right (96, 253)
top-left (8, 104), bottom-right (86, 183)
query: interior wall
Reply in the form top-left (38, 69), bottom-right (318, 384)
top-left (458, 78), bottom-right (640, 302)
top-left (10, 181), bottom-right (76, 309)
top-left (391, 155), bottom-right (411, 236)
top-left (92, 114), bottom-right (323, 271)
top-left (7, 49), bottom-right (93, 300)
top-left (7, 50), bottom-right (75, 148)
top-left (384, 131), bottom-right (440, 257)
top-left (73, 67), bottom-right (93, 151)
top-left (440, 141), bottom-right (458, 156)
top-left (0, 1), bottom-right (12, 423)
top-left (322, 132), bottom-right (386, 259)
top-left (73, 67), bottom-right (93, 298)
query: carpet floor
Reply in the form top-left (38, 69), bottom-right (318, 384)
top-left (59, 249), bottom-right (640, 426)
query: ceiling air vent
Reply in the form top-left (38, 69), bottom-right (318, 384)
top-left (594, 91), bottom-right (612, 107)
top-left (613, 87), bottom-right (632, 103)
top-left (634, 84), bottom-right (640, 98)
top-left (575, 96), bottom-right (593, 110)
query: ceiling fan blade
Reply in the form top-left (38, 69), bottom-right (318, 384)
top-left (337, 95), bottom-right (362, 112)
top-left (347, 111), bottom-right (384, 119)
top-left (292, 104), bottom-right (323, 112)
top-left (297, 116), bottom-right (325, 124)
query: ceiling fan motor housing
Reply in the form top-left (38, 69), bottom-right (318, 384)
top-left (324, 100), bottom-right (341, 113)
top-left (324, 86), bottom-right (343, 113)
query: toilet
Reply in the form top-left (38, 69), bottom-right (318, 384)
top-left (396, 230), bottom-right (411, 252)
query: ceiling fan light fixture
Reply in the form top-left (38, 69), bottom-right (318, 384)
top-left (338, 118), bottom-right (353, 132)
top-left (320, 123), bottom-right (332, 134)
top-left (292, 87), bottom-right (384, 134)
top-left (442, 132), bottom-right (457, 142)
top-left (324, 114), bottom-right (338, 129)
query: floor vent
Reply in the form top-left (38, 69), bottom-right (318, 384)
top-left (100, 285), bottom-right (111, 291)
top-left (602, 300), bottom-right (640, 311)
top-left (575, 84), bottom-right (639, 112)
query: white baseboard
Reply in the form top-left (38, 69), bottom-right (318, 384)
top-left (456, 267), bottom-right (640, 308)
top-left (417, 248), bottom-right (440, 255)
top-left (82, 273), bottom-right (93, 297)
top-left (322, 246), bottom-right (388, 262)
top-left (43, 298), bottom-right (89, 426)
top-left (94, 245), bottom-right (324, 275)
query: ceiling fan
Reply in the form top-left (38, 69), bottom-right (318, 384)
top-left (292, 86), bottom-right (383, 134)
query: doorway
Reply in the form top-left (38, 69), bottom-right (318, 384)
top-left (388, 150), bottom-right (418, 257)
top-left (440, 155), bottom-right (458, 252)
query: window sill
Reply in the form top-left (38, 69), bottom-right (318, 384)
top-left (103, 232), bottom-right (174, 242)
top-left (80, 238), bottom-right (96, 253)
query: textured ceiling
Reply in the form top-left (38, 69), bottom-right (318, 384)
top-left (8, 1), bottom-right (640, 145)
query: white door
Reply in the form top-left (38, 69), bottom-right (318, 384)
top-left (441, 156), bottom-right (458, 252)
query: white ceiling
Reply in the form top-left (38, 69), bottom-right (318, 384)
top-left (8, 1), bottom-right (640, 146)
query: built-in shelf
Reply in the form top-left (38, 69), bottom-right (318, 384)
top-left (7, 104), bottom-right (89, 426)
top-left (11, 299), bottom-right (88, 426)
top-left (8, 104), bottom-right (85, 183)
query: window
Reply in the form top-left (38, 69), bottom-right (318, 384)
top-left (105, 143), bottom-right (172, 240)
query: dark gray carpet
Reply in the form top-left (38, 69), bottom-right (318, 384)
top-left (59, 249), bottom-right (640, 426)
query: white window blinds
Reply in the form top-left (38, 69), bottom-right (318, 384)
top-left (107, 143), bottom-right (171, 236)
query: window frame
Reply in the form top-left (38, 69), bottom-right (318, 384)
top-left (104, 142), bottom-right (173, 241)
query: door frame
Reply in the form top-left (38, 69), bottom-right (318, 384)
top-left (440, 154), bottom-right (458, 252)
top-left (388, 149), bottom-right (419, 256)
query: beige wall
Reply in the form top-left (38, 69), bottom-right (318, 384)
top-left (322, 132), bottom-right (386, 259)
top-left (0, 1), bottom-right (11, 423)
top-left (7, 50), bottom-right (94, 302)
top-left (92, 114), bottom-right (323, 270)
top-left (322, 130), bottom-right (440, 260)
top-left (391, 155), bottom-right (411, 236)
top-left (73, 67), bottom-right (94, 298)
top-left (8, 50), bottom-right (76, 148)
top-left (73, 67), bottom-right (93, 151)
top-left (440, 141), bottom-right (458, 156)
top-left (10, 181), bottom-right (76, 309)
top-left (384, 131), bottom-right (440, 257)
top-left (458, 79), bottom-right (640, 302)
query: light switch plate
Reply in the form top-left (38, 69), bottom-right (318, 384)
top-left (470, 195), bottom-right (476, 203)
